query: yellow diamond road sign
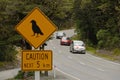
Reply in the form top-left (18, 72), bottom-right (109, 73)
top-left (15, 7), bottom-right (57, 48)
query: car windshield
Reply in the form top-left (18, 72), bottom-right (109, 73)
top-left (58, 32), bottom-right (64, 36)
top-left (74, 41), bottom-right (84, 46)
top-left (62, 37), bottom-right (69, 40)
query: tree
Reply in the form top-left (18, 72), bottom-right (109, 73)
top-left (73, 0), bottom-right (120, 49)
top-left (0, 0), bottom-right (75, 62)
top-left (73, 0), bottom-right (98, 45)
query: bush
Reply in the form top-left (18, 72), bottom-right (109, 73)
top-left (97, 29), bottom-right (120, 49)
top-left (0, 46), bottom-right (17, 62)
top-left (14, 70), bottom-right (25, 79)
top-left (14, 70), bottom-right (34, 79)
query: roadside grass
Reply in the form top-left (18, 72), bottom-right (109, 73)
top-left (70, 34), bottom-right (79, 40)
top-left (86, 46), bottom-right (120, 62)
top-left (0, 62), bottom-right (5, 68)
top-left (0, 61), bottom-right (19, 71)
top-left (86, 46), bottom-right (96, 54)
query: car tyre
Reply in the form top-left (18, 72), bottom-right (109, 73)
top-left (70, 49), bottom-right (72, 52)
top-left (82, 51), bottom-right (86, 54)
top-left (70, 48), bottom-right (72, 53)
top-left (83, 52), bottom-right (86, 54)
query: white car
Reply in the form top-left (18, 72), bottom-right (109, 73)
top-left (56, 32), bottom-right (66, 39)
top-left (70, 40), bottom-right (86, 54)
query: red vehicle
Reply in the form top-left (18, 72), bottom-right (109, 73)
top-left (60, 37), bottom-right (71, 46)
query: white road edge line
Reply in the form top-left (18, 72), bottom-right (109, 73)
top-left (55, 67), bottom-right (80, 80)
top-left (87, 53), bottom-right (120, 66)
top-left (89, 65), bottom-right (105, 72)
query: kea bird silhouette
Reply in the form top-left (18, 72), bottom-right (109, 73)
top-left (31, 20), bottom-right (44, 37)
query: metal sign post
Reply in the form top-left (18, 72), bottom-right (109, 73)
top-left (40, 43), bottom-right (48, 76)
top-left (35, 71), bottom-right (40, 80)
top-left (53, 65), bottom-right (56, 78)
top-left (32, 47), bottom-right (40, 80)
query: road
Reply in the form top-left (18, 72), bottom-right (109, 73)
top-left (0, 29), bottom-right (120, 80)
top-left (46, 29), bottom-right (120, 80)
top-left (0, 68), bottom-right (20, 80)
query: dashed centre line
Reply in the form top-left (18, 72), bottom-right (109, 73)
top-left (68, 56), bottom-right (72, 59)
top-left (79, 62), bottom-right (86, 65)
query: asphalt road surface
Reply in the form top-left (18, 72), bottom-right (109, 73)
top-left (0, 29), bottom-right (120, 80)
top-left (0, 68), bottom-right (20, 80)
top-left (46, 29), bottom-right (120, 80)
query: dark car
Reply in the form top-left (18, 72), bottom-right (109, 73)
top-left (60, 37), bottom-right (72, 46)
top-left (56, 32), bottom-right (66, 39)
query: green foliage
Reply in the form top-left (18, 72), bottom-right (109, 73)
top-left (0, 46), bottom-right (17, 61)
top-left (96, 29), bottom-right (109, 48)
top-left (0, 0), bottom-right (74, 62)
top-left (14, 70), bottom-right (25, 79)
top-left (73, 0), bottom-right (120, 49)
top-left (14, 70), bottom-right (34, 79)
top-left (96, 29), bottom-right (120, 49)
top-left (1, 0), bottom-right (119, 63)
top-left (86, 46), bottom-right (96, 54)
top-left (0, 62), bottom-right (4, 67)
top-left (97, 29), bottom-right (109, 40)
top-left (74, 0), bottom-right (99, 45)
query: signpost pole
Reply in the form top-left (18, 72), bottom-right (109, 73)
top-left (53, 65), bottom-right (56, 78)
top-left (40, 43), bottom-right (48, 76)
top-left (35, 71), bottom-right (40, 80)
top-left (32, 46), bottom-right (40, 80)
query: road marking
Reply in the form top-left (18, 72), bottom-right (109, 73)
top-left (53, 47), bottom-right (56, 49)
top-left (78, 61), bottom-right (104, 71)
top-left (87, 54), bottom-right (101, 60)
top-left (97, 68), bottom-right (105, 71)
top-left (68, 56), bottom-right (72, 59)
top-left (59, 50), bottom-right (61, 53)
top-left (87, 53), bottom-right (120, 66)
top-left (88, 65), bottom-right (105, 72)
top-left (104, 60), bottom-right (120, 66)
top-left (79, 62), bottom-right (86, 65)
top-left (55, 67), bottom-right (80, 80)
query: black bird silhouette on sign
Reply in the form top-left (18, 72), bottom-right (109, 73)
top-left (31, 20), bottom-right (44, 37)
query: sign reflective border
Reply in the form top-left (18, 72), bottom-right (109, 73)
top-left (22, 50), bottom-right (52, 71)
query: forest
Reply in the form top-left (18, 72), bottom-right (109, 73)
top-left (0, 0), bottom-right (120, 62)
